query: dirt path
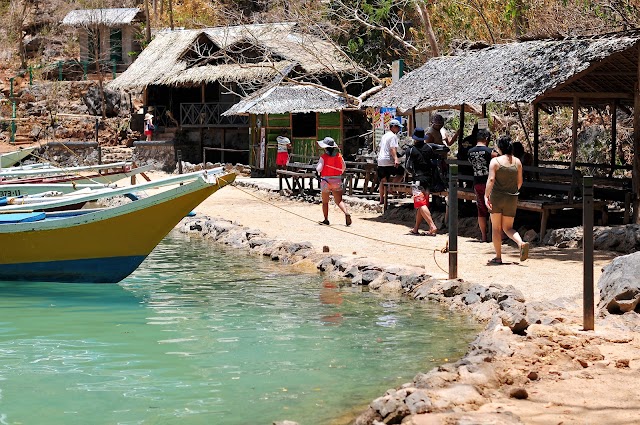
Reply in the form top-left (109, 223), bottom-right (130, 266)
top-left (192, 177), bottom-right (618, 304)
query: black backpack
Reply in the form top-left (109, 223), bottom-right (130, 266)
top-left (404, 145), bottom-right (416, 176)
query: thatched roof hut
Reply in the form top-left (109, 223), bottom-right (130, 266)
top-left (363, 31), bottom-right (640, 112)
top-left (109, 22), bottom-right (356, 90)
top-left (223, 83), bottom-right (350, 115)
top-left (62, 8), bottom-right (143, 27)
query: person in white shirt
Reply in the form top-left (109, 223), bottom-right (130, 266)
top-left (275, 130), bottom-right (292, 169)
top-left (376, 118), bottom-right (405, 204)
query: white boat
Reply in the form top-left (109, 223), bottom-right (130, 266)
top-left (0, 146), bottom-right (37, 168)
top-left (0, 168), bottom-right (225, 212)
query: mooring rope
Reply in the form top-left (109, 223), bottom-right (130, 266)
top-left (229, 183), bottom-right (450, 274)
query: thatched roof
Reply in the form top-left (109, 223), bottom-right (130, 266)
top-left (363, 31), bottom-right (640, 113)
top-left (223, 83), bottom-right (349, 115)
top-left (109, 22), bottom-right (356, 90)
top-left (62, 8), bottom-right (142, 27)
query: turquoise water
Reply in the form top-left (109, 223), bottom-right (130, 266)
top-left (0, 232), bottom-right (479, 425)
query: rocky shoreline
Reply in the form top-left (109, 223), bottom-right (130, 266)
top-left (173, 180), bottom-right (639, 425)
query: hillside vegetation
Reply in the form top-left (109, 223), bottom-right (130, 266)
top-left (0, 0), bottom-right (638, 172)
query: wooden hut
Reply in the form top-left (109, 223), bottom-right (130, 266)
top-left (62, 8), bottom-right (144, 70)
top-left (223, 82), bottom-right (367, 176)
top-left (363, 30), bottom-right (640, 223)
top-left (108, 23), bottom-right (359, 165)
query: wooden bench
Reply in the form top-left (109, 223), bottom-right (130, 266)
top-left (383, 165), bottom-right (610, 240)
top-left (276, 169), bottom-right (317, 194)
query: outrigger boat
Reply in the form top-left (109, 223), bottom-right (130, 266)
top-left (0, 168), bottom-right (225, 212)
top-left (0, 164), bottom-right (153, 194)
top-left (0, 170), bottom-right (235, 283)
top-left (0, 146), bottom-right (36, 168)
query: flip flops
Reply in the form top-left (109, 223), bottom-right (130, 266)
top-left (345, 214), bottom-right (352, 226)
top-left (520, 242), bottom-right (530, 262)
top-left (487, 257), bottom-right (503, 265)
top-left (407, 230), bottom-right (436, 237)
top-left (319, 219), bottom-right (330, 225)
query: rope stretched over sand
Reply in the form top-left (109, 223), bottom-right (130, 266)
top-left (230, 184), bottom-right (450, 274)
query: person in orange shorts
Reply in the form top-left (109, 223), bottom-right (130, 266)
top-left (405, 128), bottom-right (439, 236)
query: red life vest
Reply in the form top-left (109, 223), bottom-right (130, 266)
top-left (321, 153), bottom-right (343, 177)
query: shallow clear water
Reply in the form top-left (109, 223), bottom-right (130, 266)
top-left (0, 232), bottom-right (479, 425)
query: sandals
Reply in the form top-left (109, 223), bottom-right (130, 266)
top-left (487, 257), bottom-right (503, 265)
top-left (319, 219), bottom-right (330, 225)
top-left (345, 214), bottom-right (352, 226)
top-left (408, 230), bottom-right (425, 236)
top-left (520, 242), bottom-right (530, 262)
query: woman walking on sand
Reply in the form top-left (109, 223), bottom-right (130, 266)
top-left (484, 135), bottom-right (529, 264)
top-left (315, 137), bottom-right (352, 227)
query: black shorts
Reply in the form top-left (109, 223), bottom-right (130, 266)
top-left (377, 165), bottom-right (404, 181)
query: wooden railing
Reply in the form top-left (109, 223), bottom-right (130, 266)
top-left (179, 102), bottom-right (249, 127)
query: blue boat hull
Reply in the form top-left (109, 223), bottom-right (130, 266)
top-left (0, 256), bottom-right (147, 283)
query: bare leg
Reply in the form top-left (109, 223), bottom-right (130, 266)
top-left (321, 191), bottom-right (330, 220)
top-left (501, 215), bottom-right (524, 248)
top-left (418, 205), bottom-right (437, 233)
top-left (478, 215), bottom-right (487, 241)
top-left (332, 190), bottom-right (349, 216)
top-left (490, 212), bottom-right (503, 260)
top-left (379, 176), bottom-right (388, 204)
top-left (412, 210), bottom-right (424, 233)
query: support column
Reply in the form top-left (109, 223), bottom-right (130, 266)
top-left (533, 103), bottom-right (539, 166)
top-left (570, 96), bottom-right (579, 174)
top-left (633, 45), bottom-right (640, 223)
top-left (458, 104), bottom-right (465, 142)
top-left (610, 100), bottom-right (617, 178)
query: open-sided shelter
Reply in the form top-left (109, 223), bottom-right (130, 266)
top-left (62, 8), bottom-right (144, 70)
top-left (223, 82), bottom-right (367, 175)
top-left (363, 30), bottom-right (640, 222)
top-left (109, 22), bottom-right (358, 165)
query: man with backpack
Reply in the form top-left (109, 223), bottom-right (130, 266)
top-left (467, 128), bottom-right (497, 242)
top-left (406, 127), bottom-right (448, 236)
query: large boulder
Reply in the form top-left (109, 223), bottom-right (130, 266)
top-left (83, 86), bottom-right (131, 117)
top-left (598, 252), bottom-right (640, 314)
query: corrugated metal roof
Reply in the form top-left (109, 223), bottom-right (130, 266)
top-left (62, 8), bottom-right (142, 27)
top-left (223, 83), bottom-right (350, 115)
top-left (363, 32), bottom-right (640, 112)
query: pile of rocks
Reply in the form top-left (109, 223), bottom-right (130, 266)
top-left (544, 224), bottom-right (640, 253)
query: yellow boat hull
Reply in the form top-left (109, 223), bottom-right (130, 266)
top-left (0, 172), bottom-right (235, 283)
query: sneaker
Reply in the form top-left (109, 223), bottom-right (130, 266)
top-left (519, 242), bottom-right (529, 262)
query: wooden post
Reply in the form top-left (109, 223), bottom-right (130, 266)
top-left (610, 100), bottom-right (617, 178)
top-left (633, 50), bottom-right (640, 222)
top-left (448, 164), bottom-right (458, 279)
top-left (533, 103), bottom-right (539, 166)
top-left (583, 176), bottom-right (594, 331)
top-left (459, 104), bottom-right (465, 142)
top-left (571, 96), bottom-right (579, 173)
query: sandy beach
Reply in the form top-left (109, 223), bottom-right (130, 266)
top-left (176, 174), bottom-right (640, 425)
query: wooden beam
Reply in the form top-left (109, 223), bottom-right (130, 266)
top-left (543, 92), bottom-right (632, 99)
top-left (610, 100), bottom-right (617, 178)
top-left (533, 103), bottom-right (539, 166)
top-left (633, 46), bottom-right (640, 223)
top-left (459, 103), bottom-right (465, 142)
top-left (570, 96), bottom-right (579, 200)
